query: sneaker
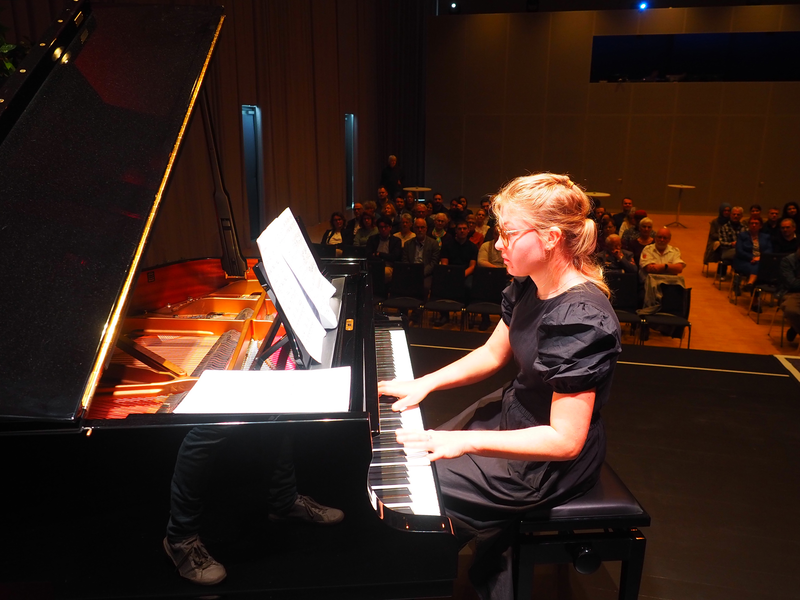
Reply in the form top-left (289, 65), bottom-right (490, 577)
top-left (269, 495), bottom-right (344, 525)
top-left (163, 535), bottom-right (227, 585)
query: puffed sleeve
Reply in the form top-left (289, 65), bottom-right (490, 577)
top-left (501, 277), bottom-right (531, 326)
top-left (534, 301), bottom-right (621, 394)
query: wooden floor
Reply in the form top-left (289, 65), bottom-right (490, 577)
top-left (422, 212), bottom-right (799, 356)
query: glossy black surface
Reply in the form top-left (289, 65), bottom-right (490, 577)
top-left (0, 3), bottom-right (222, 421)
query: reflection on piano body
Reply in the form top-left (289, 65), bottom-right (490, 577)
top-left (0, 1), bottom-right (457, 597)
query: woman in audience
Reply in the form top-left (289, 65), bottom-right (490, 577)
top-left (382, 201), bottom-right (399, 233)
top-left (618, 210), bottom-right (636, 237)
top-left (467, 213), bottom-right (485, 247)
top-left (734, 215), bottom-right (772, 290)
top-left (378, 173), bottom-right (621, 600)
top-left (626, 216), bottom-right (654, 265)
top-left (352, 212), bottom-right (377, 246)
top-left (595, 217), bottom-right (616, 254)
top-left (474, 208), bottom-right (490, 238)
top-left (321, 211), bottom-right (346, 256)
top-left (393, 212), bottom-right (415, 246)
top-left (782, 201), bottom-right (800, 230)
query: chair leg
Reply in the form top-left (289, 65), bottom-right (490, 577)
top-left (618, 530), bottom-right (647, 600)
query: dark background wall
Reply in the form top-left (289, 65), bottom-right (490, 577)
top-left (425, 4), bottom-right (800, 214)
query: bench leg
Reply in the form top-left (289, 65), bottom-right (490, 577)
top-left (618, 529), bottom-right (647, 600)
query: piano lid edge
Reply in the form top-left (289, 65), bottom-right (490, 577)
top-left (79, 11), bottom-right (227, 415)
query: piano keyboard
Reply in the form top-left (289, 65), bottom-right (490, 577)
top-left (370, 328), bottom-right (442, 517)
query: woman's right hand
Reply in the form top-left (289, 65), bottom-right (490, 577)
top-left (377, 378), bottom-right (432, 412)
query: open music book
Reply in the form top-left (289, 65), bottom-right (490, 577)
top-left (256, 207), bottom-right (338, 363)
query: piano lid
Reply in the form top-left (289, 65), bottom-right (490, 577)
top-left (0, 1), bottom-right (224, 422)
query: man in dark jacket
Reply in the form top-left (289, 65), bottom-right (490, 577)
top-left (366, 217), bottom-right (403, 282)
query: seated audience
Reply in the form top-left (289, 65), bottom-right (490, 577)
top-left (733, 216), bottom-right (772, 291)
top-left (782, 201), bottom-right (800, 230)
top-left (638, 227), bottom-right (686, 314)
top-left (343, 202), bottom-right (362, 245)
top-left (366, 217), bottom-right (403, 282)
top-left (625, 216), bottom-right (655, 265)
top-left (466, 213), bottom-right (484, 247)
top-left (429, 212), bottom-right (451, 247)
top-left (435, 221), bottom-right (478, 327)
top-left (474, 208), bottom-right (490, 239)
top-left (612, 197), bottom-right (633, 231)
top-left (779, 248), bottom-right (800, 343)
top-left (618, 210), bottom-right (636, 237)
top-left (394, 195), bottom-right (410, 215)
top-left (352, 212), bottom-right (377, 247)
top-left (620, 209), bottom-right (648, 249)
top-left (362, 200), bottom-right (378, 218)
top-left (763, 206), bottom-right (781, 242)
top-left (402, 217), bottom-right (440, 298)
top-left (742, 203), bottom-right (761, 228)
top-left (393, 213), bottom-right (415, 247)
top-left (381, 201), bottom-right (399, 232)
top-left (321, 211), bottom-right (346, 257)
top-left (774, 218), bottom-right (798, 254)
top-left (477, 225), bottom-right (505, 269)
top-left (703, 203), bottom-right (731, 265)
top-left (413, 202), bottom-right (434, 232)
top-left (431, 192), bottom-right (446, 215)
top-left (718, 205), bottom-right (744, 278)
top-left (595, 218), bottom-right (616, 254)
top-left (596, 234), bottom-right (638, 274)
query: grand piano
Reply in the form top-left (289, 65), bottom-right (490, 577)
top-left (0, 2), bottom-right (458, 598)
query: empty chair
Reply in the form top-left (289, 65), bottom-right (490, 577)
top-left (424, 264), bottom-right (468, 329)
top-left (382, 262), bottom-right (426, 325)
top-left (642, 284), bottom-right (692, 348)
top-left (606, 272), bottom-right (643, 344)
top-left (465, 267), bottom-right (509, 331)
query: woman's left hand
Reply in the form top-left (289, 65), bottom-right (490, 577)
top-left (396, 429), bottom-right (472, 461)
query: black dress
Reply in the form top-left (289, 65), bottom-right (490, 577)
top-left (435, 277), bottom-right (621, 600)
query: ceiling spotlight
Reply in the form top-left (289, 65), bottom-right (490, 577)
top-left (639, 2), bottom-right (648, 9)
top-left (449, 2), bottom-right (460, 14)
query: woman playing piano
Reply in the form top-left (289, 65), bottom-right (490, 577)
top-left (378, 173), bottom-right (621, 600)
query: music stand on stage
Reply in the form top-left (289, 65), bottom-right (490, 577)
top-left (403, 186), bottom-right (431, 201)
top-left (666, 184), bottom-right (695, 229)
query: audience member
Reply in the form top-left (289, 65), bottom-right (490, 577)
top-left (743, 203), bottom-right (761, 228)
top-left (620, 209), bottom-right (648, 249)
top-left (393, 213), bottom-right (415, 247)
top-left (366, 217), bottom-right (403, 282)
top-left (466, 213), bottom-right (484, 247)
top-left (782, 201), bottom-right (800, 230)
top-left (377, 187), bottom-right (390, 206)
top-left (405, 191), bottom-right (416, 206)
top-left (593, 204), bottom-right (606, 224)
top-left (394, 195), bottom-right (410, 216)
top-left (596, 234), bottom-right (638, 274)
top-left (436, 221), bottom-right (478, 327)
top-left (413, 202), bottom-right (434, 232)
top-left (343, 202), bottom-right (363, 245)
top-left (612, 197), bottom-right (634, 231)
top-left (618, 210), bottom-right (636, 237)
top-left (458, 196), bottom-right (473, 216)
top-left (430, 212), bottom-right (451, 247)
top-left (402, 218), bottom-right (441, 311)
top-left (733, 216), bottom-right (772, 291)
top-left (638, 227), bottom-right (686, 314)
top-left (352, 212), bottom-right (377, 246)
top-left (763, 206), bottom-right (781, 241)
top-left (474, 208), bottom-right (490, 239)
top-left (625, 216), bottom-right (654, 265)
top-left (779, 247), bottom-right (800, 343)
top-left (717, 205), bottom-right (744, 278)
top-left (774, 218), bottom-right (798, 254)
top-left (596, 218), bottom-right (617, 253)
top-left (379, 155), bottom-right (404, 199)
top-left (381, 201), bottom-right (399, 232)
top-left (431, 192), bottom-right (446, 215)
top-left (362, 200), bottom-right (378, 218)
top-left (479, 195), bottom-right (496, 228)
top-left (703, 203), bottom-right (731, 265)
top-left (448, 198), bottom-right (464, 231)
top-left (477, 224), bottom-right (505, 269)
top-left (321, 211), bottom-right (346, 257)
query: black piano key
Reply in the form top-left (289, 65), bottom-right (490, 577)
top-left (378, 493), bottom-right (412, 504)
top-left (369, 475), bottom-right (411, 486)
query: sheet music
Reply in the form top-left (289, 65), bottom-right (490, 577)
top-left (257, 208), bottom-right (338, 362)
top-left (173, 367), bottom-right (352, 414)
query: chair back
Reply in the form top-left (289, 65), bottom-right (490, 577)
top-left (313, 242), bottom-right (337, 258)
top-left (340, 245), bottom-right (368, 258)
top-left (756, 252), bottom-right (789, 285)
top-left (659, 284), bottom-right (691, 318)
top-left (470, 267), bottom-right (510, 304)
top-left (429, 264), bottom-right (468, 303)
top-left (388, 262), bottom-right (426, 300)
top-left (606, 272), bottom-right (639, 312)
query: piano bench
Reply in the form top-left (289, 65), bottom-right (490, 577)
top-left (514, 463), bottom-right (650, 600)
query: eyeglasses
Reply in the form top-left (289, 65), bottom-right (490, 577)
top-left (497, 227), bottom-right (537, 247)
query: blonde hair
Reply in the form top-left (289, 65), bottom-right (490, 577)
top-left (492, 173), bottom-right (609, 297)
